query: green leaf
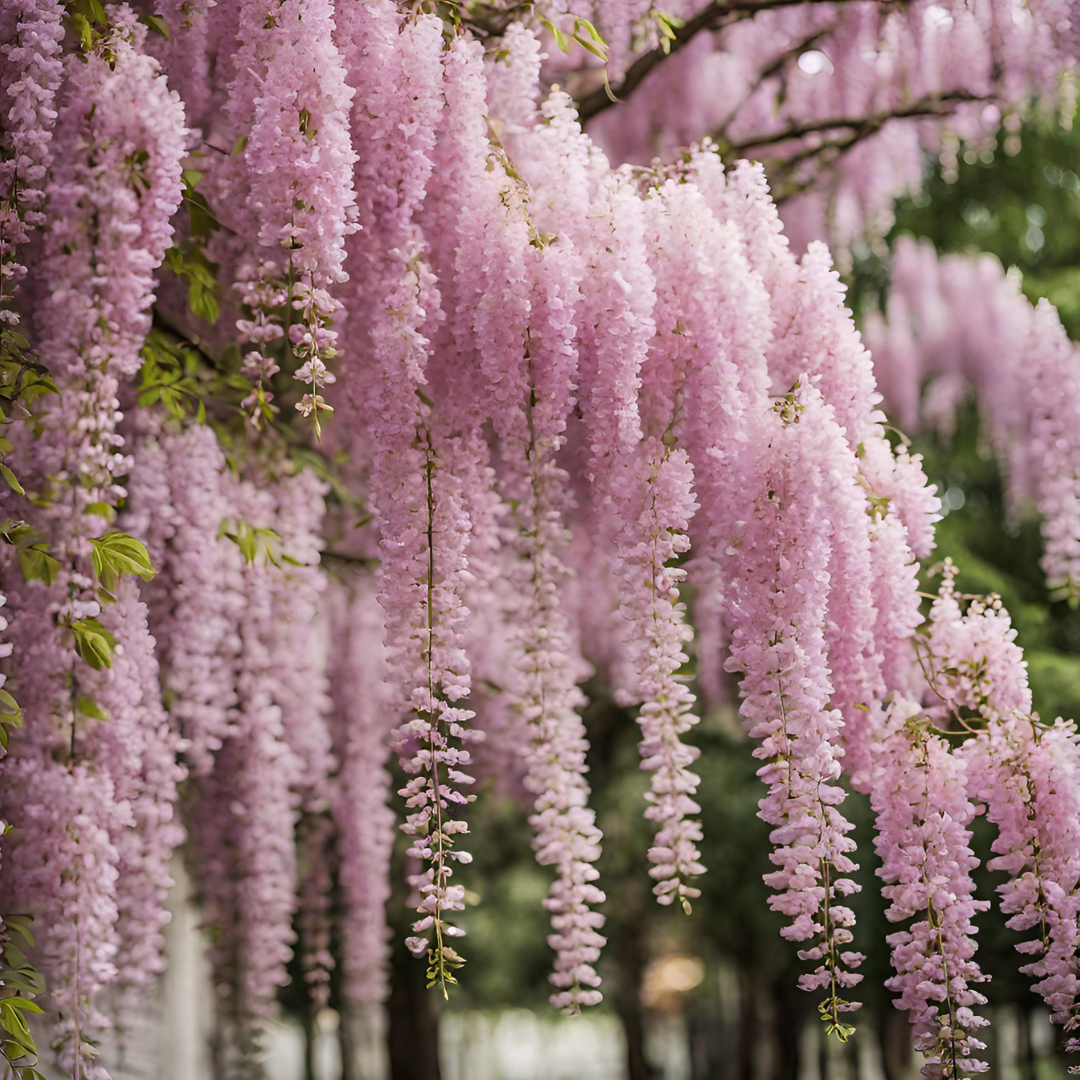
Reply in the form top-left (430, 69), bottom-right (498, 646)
top-left (539, 16), bottom-right (570, 52)
top-left (0, 971), bottom-right (43, 995)
top-left (76, 693), bottom-right (109, 722)
top-left (573, 33), bottom-right (607, 60)
top-left (571, 18), bottom-right (608, 59)
top-left (70, 618), bottom-right (116, 671)
top-left (0, 689), bottom-right (22, 722)
top-left (219, 519), bottom-right (284, 566)
top-left (4, 916), bottom-right (36, 950)
top-left (574, 16), bottom-right (605, 44)
top-left (188, 279), bottom-right (220, 324)
top-left (69, 12), bottom-right (94, 50)
top-left (0, 464), bottom-right (24, 497)
top-left (140, 12), bottom-right (171, 38)
top-left (89, 532), bottom-right (156, 593)
top-left (4, 996), bottom-right (43, 1015)
top-left (1, 946), bottom-right (28, 975)
top-left (16, 545), bottom-right (60, 586)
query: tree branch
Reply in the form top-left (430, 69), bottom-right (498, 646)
top-left (574, 0), bottom-right (893, 124)
top-left (745, 91), bottom-right (991, 204)
top-left (724, 90), bottom-right (988, 156)
top-left (712, 24), bottom-right (836, 141)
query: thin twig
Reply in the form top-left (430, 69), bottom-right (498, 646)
top-left (575, 0), bottom-right (894, 122)
top-left (725, 90), bottom-right (988, 156)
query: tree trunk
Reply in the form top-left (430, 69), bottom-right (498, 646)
top-left (738, 966), bottom-right (760, 1080)
top-left (387, 955), bottom-right (441, 1080)
top-left (614, 911), bottom-right (650, 1080)
top-left (304, 1008), bottom-right (318, 1080)
top-left (1018, 1006), bottom-right (1036, 1080)
top-left (879, 1008), bottom-right (913, 1080)
top-left (771, 976), bottom-right (806, 1080)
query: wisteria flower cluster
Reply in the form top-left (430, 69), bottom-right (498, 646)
top-left (0, 2), bottom-right (1078, 1078)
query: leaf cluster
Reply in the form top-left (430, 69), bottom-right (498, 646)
top-left (217, 518), bottom-right (289, 567)
top-left (0, 915), bottom-right (46, 1080)
top-left (162, 169), bottom-right (221, 326)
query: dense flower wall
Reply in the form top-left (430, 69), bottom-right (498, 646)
top-left (0, 2), bottom-right (1079, 1078)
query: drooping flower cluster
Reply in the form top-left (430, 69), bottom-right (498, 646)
top-left (922, 561), bottom-right (1080, 1054)
top-left (725, 383), bottom-right (866, 1034)
top-left (227, 0), bottom-right (357, 431)
top-left (867, 237), bottom-right (1080, 602)
top-left (0, 11), bottom-right (187, 1076)
top-left (579, 0), bottom-right (1078, 253)
top-left (0, 0), bottom-right (63, 342)
top-left (325, 576), bottom-right (397, 1009)
top-left (1, 1), bottom-right (1080, 1075)
top-left (870, 696), bottom-right (991, 1079)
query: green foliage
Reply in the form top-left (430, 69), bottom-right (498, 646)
top-left (75, 692), bottom-right (109, 723)
top-left (164, 246), bottom-right (219, 326)
top-left (0, 917), bottom-right (47, 1080)
top-left (0, 521), bottom-right (60, 587)
top-left (161, 170), bottom-right (220, 325)
top-left (289, 447), bottom-right (367, 520)
top-left (217, 518), bottom-right (286, 567)
top-left (425, 942), bottom-right (466, 998)
top-left (0, 331), bottom-right (59, 499)
top-left (852, 119), bottom-right (1080, 339)
top-left (63, 0), bottom-right (109, 55)
top-left (69, 617), bottom-right (116, 671)
top-left (138, 328), bottom-right (225, 423)
top-left (537, 15), bottom-right (608, 60)
top-left (0, 686), bottom-right (22, 753)
top-left (88, 531), bottom-right (155, 595)
top-left (140, 11), bottom-right (171, 38)
top-left (0, 228), bottom-right (58, 516)
top-left (652, 9), bottom-right (685, 55)
top-left (0, 465), bottom-right (24, 498)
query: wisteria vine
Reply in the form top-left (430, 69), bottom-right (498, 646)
top-left (0, 1), bottom-right (1078, 1078)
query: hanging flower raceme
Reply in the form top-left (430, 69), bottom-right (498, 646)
top-left (125, 420), bottom-right (245, 776)
top-left (867, 238), bottom-right (1080, 603)
top-left (725, 382), bottom-right (864, 1037)
top-left (0, 13), bottom-right (186, 1077)
top-left (148, 0), bottom-right (217, 136)
top-left (33, 8), bottom-right (186, 530)
top-left (339, 18), bottom-right (481, 993)
top-left (228, 0), bottom-right (357, 433)
top-left (0, 0), bottom-right (63, 346)
top-left (711, 161), bottom-right (932, 766)
top-left (870, 697), bottom-right (990, 1079)
top-left (615, 172), bottom-right (756, 911)
top-left (128, 425), bottom-right (316, 1060)
top-left (616, 444), bottom-right (705, 910)
top-left (83, 583), bottom-right (184, 1006)
top-left (186, 473), bottom-right (302, 1067)
top-left (325, 575), bottom-right (397, 1009)
top-left (475, 116), bottom-right (610, 1009)
top-left (267, 467), bottom-right (335, 1006)
top-left (7, 758), bottom-right (126, 1079)
top-left (920, 560), bottom-right (1080, 1058)
top-left (1023, 302), bottom-right (1080, 605)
